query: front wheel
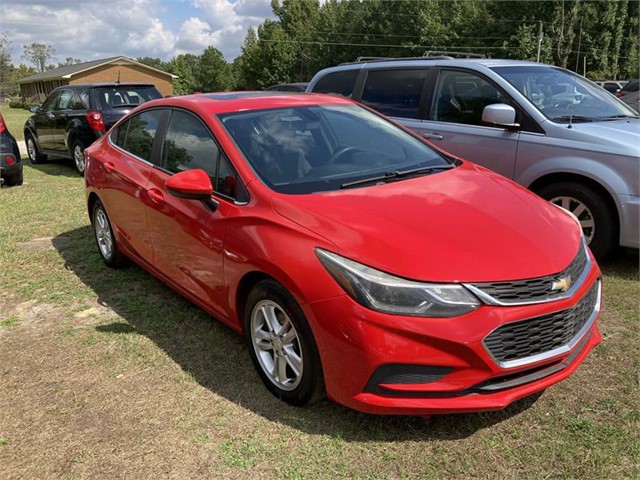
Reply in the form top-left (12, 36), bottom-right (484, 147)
top-left (244, 279), bottom-right (324, 406)
top-left (92, 200), bottom-right (126, 268)
top-left (71, 140), bottom-right (87, 176)
top-left (537, 181), bottom-right (616, 259)
top-left (26, 134), bottom-right (47, 164)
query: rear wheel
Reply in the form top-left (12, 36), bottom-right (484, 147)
top-left (26, 134), bottom-right (47, 164)
top-left (537, 181), bottom-right (615, 259)
top-left (71, 140), bottom-right (87, 176)
top-left (244, 279), bottom-right (324, 406)
top-left (92, 200), bottom-right (126, 268)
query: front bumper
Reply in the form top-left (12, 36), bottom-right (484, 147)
top-left (303, 260), bottom-right (601, 415)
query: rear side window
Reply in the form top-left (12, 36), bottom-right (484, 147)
top-left (361, 69), bottom-right (428, 119)
top-left (121, 110), bottom-right (164, 162)
top-left (312, 70), bottom-right (358, 97)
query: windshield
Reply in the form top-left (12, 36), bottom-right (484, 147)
top-left (492, 65), bottom-right (638, 122)
top-left (218, 104), bottom-right (451, 194)
top-left (94, 86), bottom-right (162, 110)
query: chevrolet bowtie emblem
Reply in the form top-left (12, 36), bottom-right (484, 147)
top-left (552, 276), bottom-right (572, 292)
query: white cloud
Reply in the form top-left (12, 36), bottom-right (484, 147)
top-left (0, 0), bottom-right (275, 62)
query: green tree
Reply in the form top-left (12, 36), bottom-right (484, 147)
top-left (137, 57), bottom-right (168, 71)
top-left (58, 57), bottom-right (83, 67)
top-left (195, 46), bottom-right (234, 92)
top-left (0, 33), bottom-right (14, 96)
top-left (22, 42), bottom-right (56, 72)
top-left (167, 54), bottom-right (199, 95)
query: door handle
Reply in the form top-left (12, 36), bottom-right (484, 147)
top-left (147, 188), bottom-right (164, 203)
top-left (422, 132), bottom-right (444, 140)
top-left (103, 162), bottom-right (115, 173)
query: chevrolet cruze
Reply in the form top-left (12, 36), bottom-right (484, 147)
top-left (84, 92), bottom-right (601, 415)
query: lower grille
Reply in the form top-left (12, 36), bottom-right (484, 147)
top-left (484, 281), bottom-right (599, 368)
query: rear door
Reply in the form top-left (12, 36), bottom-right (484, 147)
top-left (99, 108), bottom-right (167, 263)
top-left (144, 109), bottom-right (247, 317)
top-left (417, 69), bottom-right (520, 179)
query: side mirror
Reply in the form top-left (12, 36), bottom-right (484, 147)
top-left (482, 104), bottom-right (520, 129)
top-left (165, 169), bottom-right (213, 200)
top-left (29, 106), bottom-right (39, 113)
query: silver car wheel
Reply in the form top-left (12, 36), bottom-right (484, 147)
top-left (94, 208), bottom-right (114, 260)
top-left (550, 195), bottom-right (595, 244)
top-left (250, 299), bottom-right (303, 391)
top-left (27, 138), bottom-right (36, 162)
top-left (74, 144), bottom-right (85, 174)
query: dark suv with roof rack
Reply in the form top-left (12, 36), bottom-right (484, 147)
top-left (24, 83), bottom-right (162, 175)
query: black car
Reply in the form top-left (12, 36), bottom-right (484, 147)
top-left (0, 112), bottom-right (22, 187)
top-left (24, 83), bottom-right (162, 175)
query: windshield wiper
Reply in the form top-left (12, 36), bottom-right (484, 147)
top-left (551, 115), bottom-right (595, 123)
top-left (340, 164), bottom-right (455, 189)
top-left (599, 114), bottom-right (640, 120)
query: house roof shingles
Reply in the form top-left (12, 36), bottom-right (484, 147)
top-left (18, 56), bottom-right (175, 83)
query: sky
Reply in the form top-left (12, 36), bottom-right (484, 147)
top-left (1, 0), bottom-right (276, 64)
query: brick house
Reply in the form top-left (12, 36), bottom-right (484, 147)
top-left (19, 56), bottom-right (176, 102)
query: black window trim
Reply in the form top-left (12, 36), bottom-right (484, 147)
top-left (430, 67), bottom-right (545, 135)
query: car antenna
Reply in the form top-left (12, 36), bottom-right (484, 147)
top-left (116, 70), bottom-right (121, 84)
top-left (567, 97), bottom-right (574, 129)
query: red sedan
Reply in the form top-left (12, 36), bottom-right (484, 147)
top-left (84, 92), bottom-right (601, 415)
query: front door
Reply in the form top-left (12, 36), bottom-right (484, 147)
top-left (51, 89), bottom-right (74, 152)
top-left (35, 91), bottom-right (60, 151)
top-left (417, 69), bottom-right (520, 179)
top-left (145, 109), bottom-right (244, 318)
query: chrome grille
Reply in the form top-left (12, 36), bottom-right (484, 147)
top-left (484, 282), bottom-right (599, 367)
top-left (469, 244), bottom-right (588, 304)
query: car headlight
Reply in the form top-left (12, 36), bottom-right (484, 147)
top-left (316, 249), bottom-right (480, 317)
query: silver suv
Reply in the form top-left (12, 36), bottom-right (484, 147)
top-left (307, 58), bottom-right (640, 258)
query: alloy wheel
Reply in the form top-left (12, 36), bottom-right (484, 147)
top-left (250, 299), bottom-right (303, 391)
top-left (27, 138), bottom-right (36, 162)
top-left (550, 195), bottom-right (595, 244)
top-left (74, 144), bottom-right (85, 174)
top-left (94, 208), bottom-right (114, 260)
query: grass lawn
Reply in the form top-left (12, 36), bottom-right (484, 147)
top-left (0, 104), bottom-right (31, 142)
top-left (0, 163), bottom-right (638, 479)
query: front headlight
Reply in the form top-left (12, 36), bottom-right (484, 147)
top-left (316, 249), bottom-right (480, 317)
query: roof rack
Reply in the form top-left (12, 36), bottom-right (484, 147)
top-left (341, 52), bottom-right (487, 66)
top-left (423, 50), bottom-right (486, 59)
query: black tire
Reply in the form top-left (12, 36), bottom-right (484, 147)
top-left (3, 170), bottom-right (23, 187)
top-left (244, 279), bottom-right (324, 406)
top-left (71, 139), bottom-right (87, 176)
top-left (25, 133), bottom-right (47, 164)
top-left (537, 181), bottom-right (616, 259)
top-left (92, 199), bottom-right (127, 268)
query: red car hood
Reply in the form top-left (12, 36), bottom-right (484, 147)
top-left (271, 163), bottom-right (582, 283)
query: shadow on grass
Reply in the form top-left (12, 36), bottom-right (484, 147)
top-left (25, 158), bottom-right (80, 178)
top-left (55, 225), bottom-right (545, 441)
top-left (598, 248), bottom-right (639, 280)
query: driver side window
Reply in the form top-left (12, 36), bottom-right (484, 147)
top-left (431, 71), bottom-right (510, 126)
top-left (41, 92), bottom-right (61, 111)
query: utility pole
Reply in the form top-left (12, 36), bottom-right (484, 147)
top-left (575, 16), bottom-right (584, 73)
top-left (536, 21), bottom-right (543, 63)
